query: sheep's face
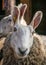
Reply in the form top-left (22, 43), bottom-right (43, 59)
top-left (11, 24), bottom-right (33, 58)
top-left (0, 15), bottom-right (13, 36)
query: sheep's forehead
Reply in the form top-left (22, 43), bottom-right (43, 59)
top-left (14, 25), bottom-right (33, 39)
top-left (18, 26), bottom-right (30, 36)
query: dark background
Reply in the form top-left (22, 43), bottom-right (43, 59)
top-left (32, 0), bottom-right (46, 35)
top-left (0, 0), bottom-right (46, 35)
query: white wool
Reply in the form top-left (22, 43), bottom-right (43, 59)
top-left (20, 17), bottom-right (27, 26)
top-left (33, 33), bottom-right (45, 55)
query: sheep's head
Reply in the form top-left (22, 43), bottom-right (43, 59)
top-left (10, 4), bottom-right (43, 59)
top-left (0, 15), bottom-right (13, 37)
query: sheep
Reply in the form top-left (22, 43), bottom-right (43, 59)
top-left (0, 3), bottom-right (27, 62)
top-left (0, 9), bottom-right (13, 62)
top-left (2, 4), bottom-right (46, 65)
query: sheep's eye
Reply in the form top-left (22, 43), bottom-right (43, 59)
top-left (14, 27), bottom-right (17, 31)
top-left (8, 19), bottom-right (12, 21)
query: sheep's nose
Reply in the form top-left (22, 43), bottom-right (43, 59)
top-left (18, 48), bottom-right (27, 55)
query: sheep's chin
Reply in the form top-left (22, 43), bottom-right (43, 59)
top-left (14, 53), bottom-right (28, 59)
top-left (13, 48), bottom-right (31, 59)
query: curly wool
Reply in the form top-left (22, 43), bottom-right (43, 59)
top-left (2, 34), bottom-right (46, 65)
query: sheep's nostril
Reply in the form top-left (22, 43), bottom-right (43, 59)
top-left (14, 27), bottom-right (17, 31)
top-left (18, 48), bottom-right (27, 55)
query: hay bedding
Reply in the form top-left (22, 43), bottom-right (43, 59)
top-left (2, 35), bottom-right (46, 65)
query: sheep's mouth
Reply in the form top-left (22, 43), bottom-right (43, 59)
top-left (15, 51), bottom-right (29, 59)
top-left (14, 52), bottom-right (28, 59)
top-left (18, 53), bottom-right (27, 57)
top-left (17, 54), bottom-right (28, 59)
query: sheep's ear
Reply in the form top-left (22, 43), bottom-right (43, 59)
top-left (11, 6), bottom-right (20, 24)
top-left (20, 4), bottom-right (27, 19)
top-left (30, 11), bottom-right (43, 29)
